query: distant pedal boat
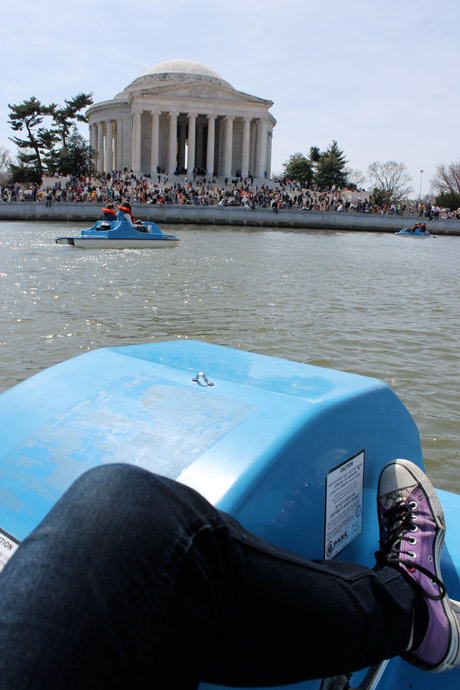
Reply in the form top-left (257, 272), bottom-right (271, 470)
top-left (395, 223), bottom-right (433, 237)
top-left (56, 218), bottom-right (179, 249)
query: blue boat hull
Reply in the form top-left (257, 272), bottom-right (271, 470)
top-left (0, 341), bottom-right (458, 689)
top-left (396, 226), bottom-right (432, 237)
top-left (56, 218), bottom-right (179, 248)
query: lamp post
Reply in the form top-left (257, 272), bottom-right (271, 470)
top-left (419, 169), bottom-right (424, 202)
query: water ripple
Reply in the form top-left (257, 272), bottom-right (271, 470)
top-left (0, 221), bottom-right (459, 491)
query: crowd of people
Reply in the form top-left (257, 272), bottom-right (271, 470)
top-left (1, 170), bottom-right (460, 220)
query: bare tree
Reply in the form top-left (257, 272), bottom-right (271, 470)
top-left (367, 161), bottom-right (413, 204)
top-left (431, 161), bottom-right (460, 195)
top-left (0, 146), bottom-right (12, 184)
top-left (344, 167), bottom-right (365, 189)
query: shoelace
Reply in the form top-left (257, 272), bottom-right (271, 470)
top-left (375, 499), bottom-right (446, 601)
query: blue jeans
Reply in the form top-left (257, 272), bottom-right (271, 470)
top-left (0, 464), bottom-right (415, 689)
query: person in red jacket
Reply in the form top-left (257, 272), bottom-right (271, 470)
top-left (101, 202), bottom-right (117, 223)
top-left (116, 200), bottom-right (135, 225)
top-left (117, 200), bottom-right (148, 231)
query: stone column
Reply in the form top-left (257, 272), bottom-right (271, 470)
top-left (187, 112), bottom-right (197, 174)
top-left (89, 124), bottom-right (95, 151)
top-left (266, 127), bottom-right (273, 180)
top-left (116, 119), bottom-right (123, 170)
top-left (97, 122), bottom-right (104, 172)
top-left (196, 121), bottom-right (204, 169)
top-left (218, 121), bottom-right (224, 175)
top-left (131, 109), bottom-right (142, 172)
top-left (241, 117), bottom-right (251, 179)
top-left (168, 111), bottom-right (178, 176)
top-left (89, 124), bottom-right (96, 169)
top-left (177, 121), bottom-right (186, 170)
top-left (250, 121), bottom-right (257, 177)
top-left (150, 110), bottom-right (160, 174)
top-left (106, 120), bottom-right (113, 173)
top-left (206, 114), bottom-right (216, 177)
top-left (223, 116), bottom-right (234, 178)
top-left (255, 118), bottom-right (268, 179)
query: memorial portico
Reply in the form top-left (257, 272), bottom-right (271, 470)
top-left (86, 59), bottom-right (276, 181)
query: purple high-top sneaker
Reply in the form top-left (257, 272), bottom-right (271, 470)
top-left (376, 459), bottom-right (460, 672)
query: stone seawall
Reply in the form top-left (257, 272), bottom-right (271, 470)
top-left (1, 202), bottom-right (460, 235)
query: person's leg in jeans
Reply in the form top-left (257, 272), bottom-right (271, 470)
top-left (0, 461), bottom-right (457, 689)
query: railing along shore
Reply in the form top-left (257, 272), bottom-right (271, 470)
top-left (1, 201), bottom-right (460, 235)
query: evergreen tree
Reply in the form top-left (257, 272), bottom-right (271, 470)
top-left (52, 93), bottom-right (93, 148)
top-left (307, 145), bottom-right (322, 179)
top-left (8, 93), bottom-right (94, 181)
top-left (435, 191), bottom-right (460, 211)
top-left (46, 126), bottom-right (96, 177)
top-left (314, 141), bottom-right (348, 190)
top-left (8, 97), bottom-right (57, 182)
top-left (283, 153), bottom-right (313, 186)
top-left (309, 146), bottom-right (321, 164)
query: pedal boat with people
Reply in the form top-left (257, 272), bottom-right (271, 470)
top-left (0, 340), bottom-right (459, 690)
top-left (55, 217), bottom-right (179, 249)
top-left (395, 223), bottom-right (433, 237)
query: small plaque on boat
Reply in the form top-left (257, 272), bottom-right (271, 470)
top-left (0, 528), bottom-right (20, 572)
top-left (324, 451), bottom-right (364, 559)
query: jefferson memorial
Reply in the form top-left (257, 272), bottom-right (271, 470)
top-left (86, 59), bottom-right (276, 180)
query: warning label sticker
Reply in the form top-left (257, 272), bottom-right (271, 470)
top-left (324, 451), bottom-right (364, 560)
top-left (0, 528), bottom-right (20, 573)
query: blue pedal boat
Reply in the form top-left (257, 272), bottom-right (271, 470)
top-left (0, 341), bottom-right (458, 690)
top-left (56, 217), bottom-right (179, 248)
top-left (396, 224), bottom-right (433, 237)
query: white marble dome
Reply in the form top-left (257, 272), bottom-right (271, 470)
top-left (141, 59), bottom-right (230, 86)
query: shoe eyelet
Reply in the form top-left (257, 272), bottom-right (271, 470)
top-left (409, 501), bottom-right (418, 509)
top-left (410, 524), bottom-right (418, 532)
top-left (408, 551), bottom-right (417, 559)
top-left (408, 536), bottom-right (417, 545)
top-left (428, 555), bottom-right (433, 562)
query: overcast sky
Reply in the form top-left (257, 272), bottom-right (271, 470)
top-left (1, 0), bottom-right (458, 196)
